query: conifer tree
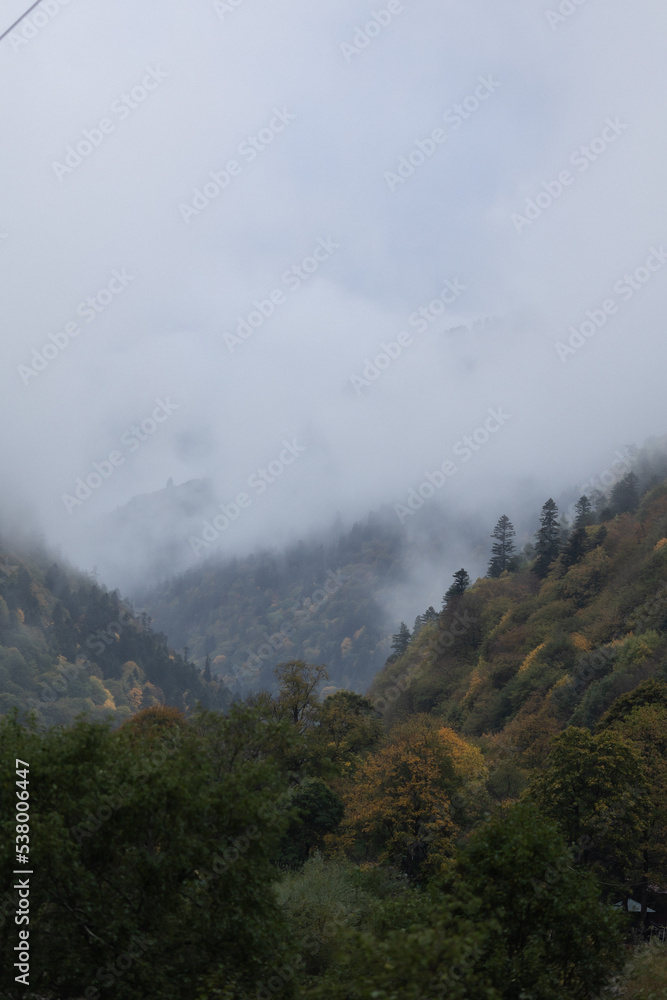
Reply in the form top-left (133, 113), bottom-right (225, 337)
top-left (610, 471), bottom-right (640, 516)
top-left (534, 499), bottom-right (560, 578)
top-left (442, 569), bottom-right (470, 608)
top-left (391, 622), bottom-right (411, 658)
top-left (573, 495), bottom-right (594, 529)
top-left (487, 515), bottom-right (516, 578)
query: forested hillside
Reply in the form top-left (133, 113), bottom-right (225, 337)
top-left (0, 543), bottom-right (229, 727)
top-left (2, 471), bottom-right (667, 999)
top-left (372, 474), bottom-right (667, 753)
top-left (140, 514), bottom-right (405, 693)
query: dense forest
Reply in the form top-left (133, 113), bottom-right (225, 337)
top-left (0, 547), bottom-right (229, 728)
top-left (138, 514), bottom-right (406, 694)
top-left (2, 467), bottom-right (667, 997)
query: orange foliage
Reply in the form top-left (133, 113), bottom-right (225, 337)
top-left (332, 716), bottom-right (459, 871)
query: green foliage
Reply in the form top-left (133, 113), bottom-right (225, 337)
top-left (455, 802), bottom-right (627, 999)
top-left (390, 622), bottom-right (411, 658)
top-left (534, 498), bottom-right (560, 578)
top-left (279, 779), bottom-right (345, 868)
top-left (528, 727), bottom-right (645, 876)
top-left (275, 854), bottom-right (380, 977)
top-left (138, 517), bottom-right (403, 692)
top-left (302, 883), bottom-right (499, 1000)
top-left (0, 545), bottom-right (229, 728)
top-left (443, 568), bottom-right (470, 607)
top-left (0, 707), bottom-right (294, 999)
top-left (488, 515), bottom-right (517, 578)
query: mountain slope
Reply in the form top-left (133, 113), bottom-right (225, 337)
top-left (370, 480), bottom-right (667, 764)
top-left (139, 514), bottom-right (407, 693)
top-left (0, 541), bottom-right (229, 727)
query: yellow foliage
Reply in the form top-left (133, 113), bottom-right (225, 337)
top-left (128, 686), bottom-right (143, 710)
top-left (333, 716), bottom-right (459, 868)
top-left (518, 642), bottom-right (546, 674)
top-left (571, 632), bottom-right (592, 652)
top-left (437, 727), bottom-right (486, 779)
top-left (354, 626), bottom-right (366, 641)
top-left (460, 663), bottom-right (485, 710)
top-left (654, 537), bottom-right (667, 550)
top-left (341, 637), bottom-right (353, 657)
top-left (16, 608), bottom-right (24, 623)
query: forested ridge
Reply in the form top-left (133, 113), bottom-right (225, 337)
top-left (0, 547), bottom-right (229, 728)
top-left (138, 513), bottom-right (405, 694)
top-left (2, 469), bottom-right (667, 996)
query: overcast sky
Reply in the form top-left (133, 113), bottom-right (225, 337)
top-left (1, 0), bottom-right (666, 588)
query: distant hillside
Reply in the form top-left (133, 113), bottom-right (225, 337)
top-left (0, 541), bottom-right (229, 727)
top-left (139, 514), bottom-right (407, 693)
top-left (84, 477), bottom-right (219, 590)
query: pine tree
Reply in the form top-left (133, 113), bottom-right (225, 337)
top-left (487, 515), bottom-right (517, 578)
top-left (562, 526), bottom-right (588, 568)
top-left (534, 499), bottom-right (560, 578)
top-left (391, 622), bottom-right (411, 658)
top-left (573, 495), bottom-right (594, 529)
top-left (204, 654), bottom-right (212, 683)
top-left (421, 606), bottom-right (438, 624)
top-left (442, 569), bottom-right (470, 608)
top-left (609, 471), bottom-right (639, 516)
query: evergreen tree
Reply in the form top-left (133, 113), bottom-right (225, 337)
top-left (442, 569), bottom-right (470, 608)
top-left (561, 526), bottom-right (589, 568)
top-left (534, 499), bottom-right (560, 578)
top-left (412, 615), bottom-right (423, 638)
top-left (204, 653), bottom-right (212, 683)
top-left (391, 622), bottom-right (411, 658)
top-left (573, 494), bottom-right (594, 529)
top-left (487, 515), bottom-right (516, 578)
top-left (609, 471), bottom-right (640, 516)
top-left (421, 606), bottom-right (438, 624)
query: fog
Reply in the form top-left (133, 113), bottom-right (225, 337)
top-left (1, 0), bottom-right (665, 602)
